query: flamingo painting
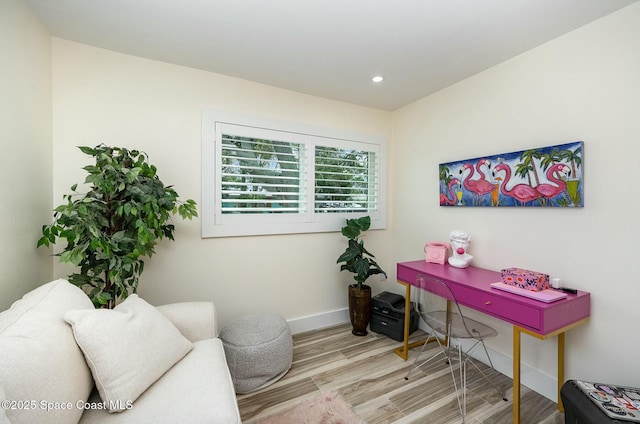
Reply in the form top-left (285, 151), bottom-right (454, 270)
top-left (438, 141), bottom-right (583, 207)
top-left (535, 163), bottom-right (571, 204)
top-left (460, 160), bottom-right (494, 205)
top-left (440, 178), bottom-right (461, 206)
top-left (493, 163), bottom-right (543, 206)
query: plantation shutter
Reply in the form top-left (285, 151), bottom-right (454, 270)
top-left (219, 126), bottom-right (306, 215)
top-left (314, 145), bottom-right (379, 213)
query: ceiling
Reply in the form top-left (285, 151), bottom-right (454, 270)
top-left (25, 0), bottom-right (638, 110)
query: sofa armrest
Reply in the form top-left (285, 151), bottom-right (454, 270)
top-left (156, 301), bottom-right (218, 342)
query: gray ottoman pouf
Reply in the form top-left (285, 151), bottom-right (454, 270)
top-left (220, 313), bottom-right (293, 394)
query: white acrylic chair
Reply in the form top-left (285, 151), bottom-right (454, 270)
top-left (404, 274), bottom-right (507, 422)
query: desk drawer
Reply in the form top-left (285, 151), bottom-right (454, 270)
top-left (452, 284), bottom-right (542, 331)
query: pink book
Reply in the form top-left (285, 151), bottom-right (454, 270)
top-left (490, 282), bottom-right (568, 303)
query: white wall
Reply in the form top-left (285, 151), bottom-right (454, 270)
top-left (51, 39), bottom-right (393, 329)
top-left (0, 0), bottom-right (53, 310)
top-left (391, 2), bottom-right (640, 397)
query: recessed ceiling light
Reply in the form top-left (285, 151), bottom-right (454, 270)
top-left (372, 76), bottom-right (384, 83)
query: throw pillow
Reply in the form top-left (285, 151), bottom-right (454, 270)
top-left (64, 294), bottom-right (193, 413)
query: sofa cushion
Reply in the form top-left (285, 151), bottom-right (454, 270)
top-left (65, 294), bottom-right (193, 413)
top-left (77, 338), bottom-right (241, 424)
top-left (156, 301), bottom-right (218, 341)
top-left (0, 279), bottom-right (94, 424)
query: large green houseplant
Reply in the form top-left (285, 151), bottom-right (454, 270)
top-left (337, 216), bottom-right (386, 336)
top-left (37, 145), bottom-right (197, 308)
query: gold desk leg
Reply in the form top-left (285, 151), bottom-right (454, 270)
top-left (393, 280), bottom-right (412, 361)
top-left (514, 319), bottom-right (589, 416)
top-left (402, 281), bottom-right (411, 359)
top-left (558, 332), bottom-right (565, 412)
top-left (513, 326), bottom-right (521, 424)
top-left (393, 280), bottom-right (430, 361)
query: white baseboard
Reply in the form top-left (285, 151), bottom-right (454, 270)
top-left (287, 309), bottom-right (557, 403)
top-left (486, 345), bottom-right (558, 402)
top-left (287, 308), bottom-right (349, 335)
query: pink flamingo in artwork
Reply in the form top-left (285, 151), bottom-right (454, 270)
top-left (493, 163), bottom-right (543, 206)
top-left (535, 163), bottom-right (571, 204)
top-left (460, 159), bottom-right (494, 205)
top-left (440, 178), bottom-right (461, 206)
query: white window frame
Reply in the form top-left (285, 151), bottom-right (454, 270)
top-left (202, 110), bottom-right (387, 237)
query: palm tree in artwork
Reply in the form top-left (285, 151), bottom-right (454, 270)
top-left (559, 146), bottom-right (582, 178)
top-left (439, 164), bottom-right (453, 194)
top-left (440, 164), bottom-right (452, 185)
top-left (515, 161), bottom-right (534, 186)
top-left (539, 148), bottom-right (563, 172)
top-left (517, 149), bottom-right (543, 187)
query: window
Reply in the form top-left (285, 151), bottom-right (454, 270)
top-left (315, 145), bottom-right (378, 213)
top-left (202, 110), bottom-right (387, 237)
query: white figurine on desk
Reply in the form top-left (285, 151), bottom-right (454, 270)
top-left (448, 230), bottom-right (473, 268)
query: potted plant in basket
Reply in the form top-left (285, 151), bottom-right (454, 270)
top-left (37, 144), bottom-right (197, 308)
top-left (337, 216), bottom-right (387, 336)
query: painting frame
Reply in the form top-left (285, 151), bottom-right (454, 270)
top-left (439, 141), bottom-right (583, 207)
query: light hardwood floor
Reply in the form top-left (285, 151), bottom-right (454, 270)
top-left (237, 323), bottom-right (565, 424)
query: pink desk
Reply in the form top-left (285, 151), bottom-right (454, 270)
top-left (395, 260), bottom-right (590, 424)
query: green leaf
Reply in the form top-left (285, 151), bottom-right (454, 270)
top-left (70, 248), bottom-right (85, 266)
top-left (37, 236), bottom-right (48, 248)
top-left (337, 239), bottom-right (361, 263)
top-left (341, 224), bottom-right (360, 240)
top-left (59, 250), bottom-right (74, 264)
top-left (60, 229), bottom-right (76, 243)
top-left (78, 146), bottom-right (97, 156)
top-left (355, 216), bottom-right (371, 231)
top-left (96, 292), bottom-right (112, 307)
top-left (111, 230), bottom-right (126, 242)
top-left (177, 200), bottom-right (198, 219)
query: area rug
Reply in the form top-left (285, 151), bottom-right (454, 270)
top-left (256, 392), bottom-right (367, 424)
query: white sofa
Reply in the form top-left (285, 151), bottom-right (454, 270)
top-left (0, 279), bottom-right (241, 424)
